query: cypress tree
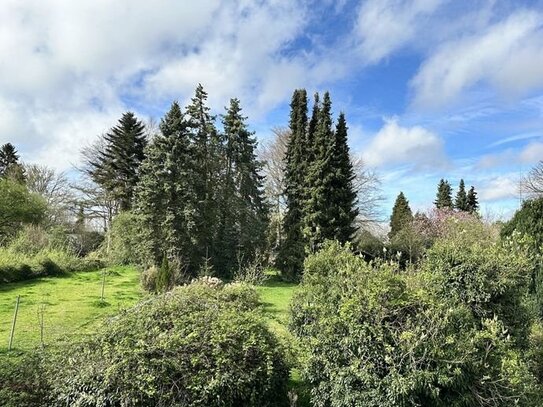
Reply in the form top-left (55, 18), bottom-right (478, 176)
top-left (455, 179), bottom-right (469, 211)
top-left (216, 98), bottom-right (268, 276)
top-left (467, 186), bottom-right (479, 214)
top-left (185, 84), bottom-right (221, 270)
top-left (136, 102), bottom-right (193, 269)
top-left (330, 112), bottom-right (358, 243)
top-left (389, 192), bottom-right (413, 239)
top-left (89, 112), bottom-right (147, 211)
top-left (276, 89), bottom-right (308, 279)
top-left (434, 179), bottom-right (453, 209)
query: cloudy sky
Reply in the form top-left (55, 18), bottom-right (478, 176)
top-left (1, 0), bottom-right (543, 218)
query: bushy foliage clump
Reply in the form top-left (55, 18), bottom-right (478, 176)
top-left (291, 241), bottom-right (540, 407)
top-left (40, 282), bottom-right (289, 406)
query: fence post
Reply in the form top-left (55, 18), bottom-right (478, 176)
top-left (101, 270), bottom-right (106, 303)
top-left (8, 295), bottom-right (20, 351)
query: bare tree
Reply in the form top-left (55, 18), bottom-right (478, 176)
top-left (25, 164), bottom-right (75, 225)
top-left (259, 127), bottom-right (289, 213)
top-left (523, 160), bottom-right (543, 197)
top-left (352, 154), bottom-right (385, 227)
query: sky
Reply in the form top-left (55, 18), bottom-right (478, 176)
top-left (1, 0), bottom-right (543, 220)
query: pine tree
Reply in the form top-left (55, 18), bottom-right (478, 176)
top-left (389, 192), bottom-right (413, 239)
top-left (89, 112), bottom-right (147, 211)
top-left (185, 84), bottom-right (221, 270)
top-left (330, 112), bottom-right (358, 243)
top-left (455, 179), bottom-right (469, 211)
top-left (434, 179), bottom-right (453, 209)
top-left (216, 98), bottom-right (268, 276)
top-left (467, 186), bottom-right (479, 214)
top-left (136, 102), bottom-right (193, 269)
top-left (276, 89), bottom-right (308, 279)
top-left (0, 143), bottom-right (25, 183)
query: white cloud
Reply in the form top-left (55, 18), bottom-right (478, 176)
top-left (411, 10), bottom-right (543, 107)
top-left (363, 118), bottom-right (447, 168)
top-left (354, 0), bottom-right (444, 64)
top-left (478, 175), bottom-right (520, 202)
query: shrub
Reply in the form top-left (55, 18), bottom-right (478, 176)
top-left (100, 211), bottom-right (148, 266)
top-left (46, 282), bottom-right (289, 406)
top-left (291, 241), bottom-right (540, 407)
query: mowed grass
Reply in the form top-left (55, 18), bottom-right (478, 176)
top-left (0, 266), bottom-right (142, 353)
top-left (256, 274), bottom-right (298, 335)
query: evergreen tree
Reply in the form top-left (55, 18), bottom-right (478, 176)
top-left (216, 98), bottom-right (268, 276)
top-left (276, 89), bottom-right (308, 279)
top-left (467, 186), bottom-right (479, 214)
top-left (136, 102), bottom-right (193, 269)
top-left (89, 112), bottom-right (147, 211)
top-left (329, 112), bottom-right (358, 243)
top-left (434, 179), bottom-right (453, 209)
top-left (389, 192), bottom-right (413, 239)
top-left (185, 84), bottom-right (221, 270)
top-left (455, 179), bottom-right (469, 211)
top-left (0, 143), bottom-right (25, 183)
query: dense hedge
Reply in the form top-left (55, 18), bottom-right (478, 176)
top-left (1, 282), bottom-right (289, 406)
top-left (291, 241), bottom-right (541, 407)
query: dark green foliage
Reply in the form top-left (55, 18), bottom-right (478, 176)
top-left (102, 211), bottom-right (147, 265)
top-left (89, 112), bottom-right (147, 211)
top-left (388, 191), bottom-right (413, 239)
top-left (136, 101), bottom-right (193, 270)
top-left (0, 178), bottom-right (46, 241)
top-left (215, 98), bottom-right (268, 276)
top-left (0, 143), bottom-right (26, 183)
top-left (45, 283), bottom-right (289, 406)
top-left (291, 242), bottom-right (540, 407)
top-left (0, 353), bottom-right (49, 407)
top-left (454, 179), bottom-right (469, 211)
top-left (467, 185), bottom-right (479, 213)
top-left (277, 89), bottom-right (309, 279)
top-left (434, 178), bottom-right (453, 209)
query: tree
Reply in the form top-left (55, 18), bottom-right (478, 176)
top-left (276, 89), bottom-right (308, 279)
top-left (0, 143), bottom-right (25, 183)
top-left (454, 179), bottom-right (469, 211)
top-left (434, 179), bottom-right (453, 209)
top-left (389, 192), bottom-right (413, 239)
top-left (136, 101), bottom-right (193, 270)
top-left (86, 112), bottom-right (147, 211)
top-left (524, 160), bottom-right (543, 197)
top-left (329, 112), bottom-right (358, 243)
top-left (466, 185), bottom-right (479, 214)
top-left (215, 98), bottom-right (268, 276)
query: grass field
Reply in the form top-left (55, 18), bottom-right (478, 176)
top-left (0, 266), bottom-right (142, 353)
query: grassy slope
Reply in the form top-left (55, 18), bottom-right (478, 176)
top-left (0, 266), bottom-right (142, 353)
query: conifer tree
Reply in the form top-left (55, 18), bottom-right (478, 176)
top-left (136, 102), bottom-right (193, 268)
top-left (216, 98), bottom-right (268, 275)
top-left (467, 186), bottom-right (479, 214)
top-left (185, 84), bottom-right (221, 270)
top-left (434, 179), bottom-right (453, 209)
top-left (389, 192), bottom-right (413, 239)
top-left (276, 89), bottom-right (308, 279)
top-left (89, 112), bottom-right (147, 211)
top-left (0, 143), bottom-right (25, 183)
top-left (455, 179), bottom-right (469, 211)
top-left (330, 112), bottom-right (358, 243)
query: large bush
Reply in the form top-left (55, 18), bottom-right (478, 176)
top-left (42, 282), bottom-right (288, 406)
top-left (291, 242), bottom-right (540, 407)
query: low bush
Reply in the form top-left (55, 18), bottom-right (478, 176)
top-left (43, 282), bottom-right (289, 406)
top-left (291, 241), bottom-right (541, 407)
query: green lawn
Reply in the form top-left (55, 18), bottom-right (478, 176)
top-left (0, 266), bottom-right (142, 353)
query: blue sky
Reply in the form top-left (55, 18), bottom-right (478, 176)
top-left (1, 0), bottom-right (543, 219)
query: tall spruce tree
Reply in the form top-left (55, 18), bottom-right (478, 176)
top-left (330, 112), bottom-right (358, 243)
top-left (0, 143), bottom-right (25, 183)
top-left (89, 112), bottom-right (147, 211)
top-left (389, 192), bottom-right (413, 239)
top-left (467, 186), bottom-right (479, 214)
top-left (216, 98), bottom-right (268, 276)
top-left (455, 179), bottom-right (469, 211)
top-left (185, 84), bottom-right (221, 270)
top-left (276, 89), bottom-right (308, 279)
top-left (434, 179), bottom-right (453, 209)
top-left (136, 102), bottom-right (193, 269)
